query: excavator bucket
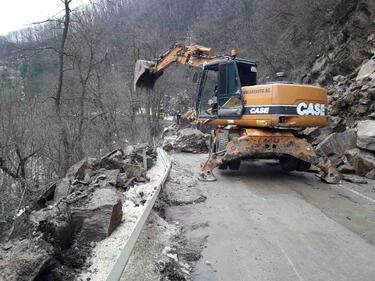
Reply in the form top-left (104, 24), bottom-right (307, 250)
top-left (134, 60), bottom-right (163, 90)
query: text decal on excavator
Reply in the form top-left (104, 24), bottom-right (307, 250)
top-left (244, 104), bottom-right (326, 116)
top-left (248, 88), bottom-right (271, 94)
top-left (296, 103), bottom-right (326, 116)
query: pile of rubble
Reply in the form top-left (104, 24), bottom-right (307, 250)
top-left (304, 117), bottom-right (375, 183)
top-left (327, 57), bottom-right (375, 122)
top-left (163, 127), bottom-right (210, 154)
top-left (0, 145), bottom-right (156, 281)
top-left (307, 56), bottom-right (375, 183)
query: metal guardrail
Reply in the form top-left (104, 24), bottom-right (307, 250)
top-left (107, 148), bottom-right (172, 281)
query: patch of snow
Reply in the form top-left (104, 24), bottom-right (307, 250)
top-left (14, 208), bottom-right (25, 218)
top-left (167, 253), bottom-right (178, 262)
top-left (162, 246), bottom-right (173, 255)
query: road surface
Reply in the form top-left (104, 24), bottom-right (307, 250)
top-left (165, 153), bottom-right (375, 281)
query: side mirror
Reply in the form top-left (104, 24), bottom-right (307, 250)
top-left (192, 71), bottom-right (200, 83)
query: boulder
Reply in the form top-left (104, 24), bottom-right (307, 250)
top-left (163, 142), bottom-right (173, 152)
top-left (311, 56), bottom-right (327, 75)
top-left (9, 208), bottom-right (30, 239)
top-left (71, 187), bottom-right (123, 242)
top-left (333, 75), bottom-right (346, 82)
top-left (162, 124), bottom-right (178, 138)
top-left (316, 129), bottom-right (357, 157)
top-left (36, 182), bottom-right (57, 207)
top-left (365, 169), bottom-right (375, 180)
top-left (30, 202), bottom-right (74, 249)
top-left (345, 148), bottom-right (375, 176)
top-left (343, 174), bottom-right (368, 184)
top-left (356, 59), bottom-right (375, 80)
top-left (303, 116), bottom-right (345, 145)
top-left (0, 238), bottom-right (52, 281)
top-left (54, 177), bottom-right (71, 201)
top-left (66, 159), bottom-right (89, 180)
top-left (337, 164), bottom-right (355, 174)
top-left (123, 164), bottom-right (148, 181)
top-left (174, 128), bottom-right (209, 153)
top-left (332, 0), bottom-right (357, 22)
top-left (368, 88), bottom-right (375, 100)
top-left (99, 150), bottom-right (126, 170)
top-left (124, 144), bottom-right (157, 169)
top-left (357, 120), bottom-right (375, 152)
top-left (92, 169), bottom-right (120, 188)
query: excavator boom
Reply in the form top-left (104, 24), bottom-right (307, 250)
top-left (134, 44), bottom-right (226, 89)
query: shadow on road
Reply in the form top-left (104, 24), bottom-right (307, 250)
top-left (217, 159), bottom-right (313, 184)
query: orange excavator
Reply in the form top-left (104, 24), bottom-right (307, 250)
top-left (134, 44), bottom-right (341, 183)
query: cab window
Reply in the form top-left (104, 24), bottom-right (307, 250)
top-left (236, 61), bottom-right (257, 86)
top-left (198, 66), bottom-right (219, 116)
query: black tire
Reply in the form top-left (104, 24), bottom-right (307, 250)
top-left (218, 163), bottom-right (228, 170)
top-left (296, 160), bottom-right (311, 171)
top-left (280, 156), bottom-right (299, 171)
top-left (229, 159), bottom-right (241, 170)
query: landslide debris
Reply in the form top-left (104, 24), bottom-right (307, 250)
top-left (0, 145), bottom-right (156, 281)
top-left (163, 127), bottom-right (210, 154)
top-left (303, 56), bottom-right (375, 182)
top-left (297, 0), bottom-right (375, 183)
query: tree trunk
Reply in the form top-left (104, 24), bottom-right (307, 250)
top-left (146, 89), bottom-right (153, 144)
top-left (55, 0), bottom-right (72, 176)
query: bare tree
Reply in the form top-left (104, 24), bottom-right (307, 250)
top-left (55, 0), bottom-right (73, 175)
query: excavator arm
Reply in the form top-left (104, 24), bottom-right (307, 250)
top-left (134, 43), bottom-right (229, 89)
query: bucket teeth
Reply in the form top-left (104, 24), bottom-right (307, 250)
top-left (198, 171), bottom-right (217, 182)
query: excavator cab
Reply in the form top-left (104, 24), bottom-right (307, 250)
top-left (196, 58), bottom-right (257, 119)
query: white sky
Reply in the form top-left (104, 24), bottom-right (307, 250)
top-left (0, 0), bottom-right (92, 35)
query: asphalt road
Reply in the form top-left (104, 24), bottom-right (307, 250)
top-left (165, 153), bottom-right (375, 281)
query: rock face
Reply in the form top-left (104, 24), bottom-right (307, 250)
top-left (173, 128), bottom-right (209, 153)
top-left (357, 120), bottom-right (375, 152)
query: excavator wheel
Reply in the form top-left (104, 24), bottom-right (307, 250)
top-left (229, 159), bottom-right (241, 170)
top-left (297, 160), bottom-right (311, 172)
top-left (279, 156), bottom-right (299, 171)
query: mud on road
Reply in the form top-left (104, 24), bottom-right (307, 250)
top-left (123, 152), bottom-right (375, 281)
